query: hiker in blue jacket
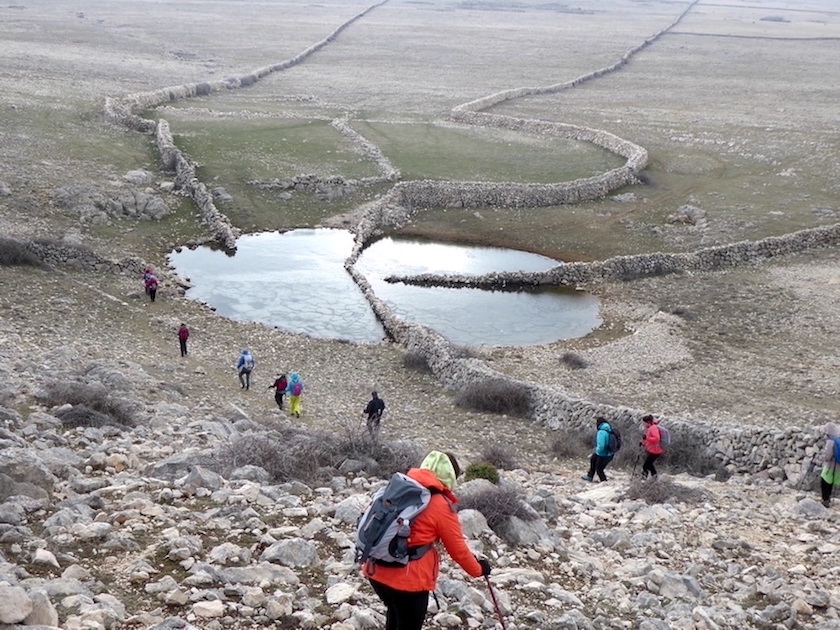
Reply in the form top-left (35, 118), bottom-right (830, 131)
top-left (582, 417), bottom-right (615, 482)
top-left (236, 349), bottom-right (256, 390)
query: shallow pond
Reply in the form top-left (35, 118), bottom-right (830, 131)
top-left (168, 229), bottom-right (601, 345)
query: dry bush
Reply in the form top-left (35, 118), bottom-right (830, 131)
top-left (0, 238), bottom-right (45, 267)
top-left (36, 381), bottom-right (135, 427)
top-left (208, 425), bottom-right (423, 484)
top-left (53, 404), bottom-right (114, 428)
top-left (401, 350), bottom-right (431, 373)
top-left (480, 445), bottom-right (518, 470)
top-left (548, 428), bottom-right (592, 460)
top-left (560, 352), bottom-right (587, 370)
top-left (452, 345), bottom-right (480, 359)
top-left (622, 477), bottom-right (710, 505)
top-left (658, 432), bottom-right (726, 478)
top-left (458, 485), bottom-right (537, 530)
top-left (454, 378), bottom-right (531, 416)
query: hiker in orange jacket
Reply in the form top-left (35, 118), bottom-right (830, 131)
top-left (362, 450), bottom-right (491, 630)
top-left (641, 414), bottom-right (664, 478)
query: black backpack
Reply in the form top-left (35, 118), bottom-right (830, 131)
top-left (607, 426), bottom-right (622, 454)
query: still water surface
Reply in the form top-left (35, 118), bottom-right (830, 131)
top-left (167, 229), bottom-right (601, 345)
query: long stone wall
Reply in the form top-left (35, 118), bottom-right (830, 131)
top-left (11, 238), bottom-right (148, 277)
top-left (89, 0), bottom-right (830, 480)
top-left (346, 254), bottom-right (820, 483)
top-left (384, 222), bottom-right (840, 288)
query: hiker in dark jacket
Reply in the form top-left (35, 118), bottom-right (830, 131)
top-left (582, 417), bottom-right (614, 482)
top-left (363, 391), bottom-right (386, 436)
top-left (177, 323), bottom-right (190, 357)
top-left (267, 374), bottom-right (288, 410)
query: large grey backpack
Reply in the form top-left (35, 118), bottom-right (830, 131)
top-left (355, 472), bottom-right (433, 566)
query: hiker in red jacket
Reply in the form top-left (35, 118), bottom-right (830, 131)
top-left (641, 414), bottom-right (664, 478)
top-left (267, 373), bottom-right (288, 410)
top-left (362, 450), bottom-right (491, 630)
top-left (177, 323), bottom-right (190, 357)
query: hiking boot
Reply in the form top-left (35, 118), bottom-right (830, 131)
top-left (581, 475), bottom-right (593, 482)
top-left (823, 499), bottom-right (831, 508)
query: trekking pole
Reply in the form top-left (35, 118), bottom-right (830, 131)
top-left (485, 576), bottom-right (507, 630)
top-left (632, 452), bottom-right (641, 477)
top-left (796, 456), bottom-right (819, 491)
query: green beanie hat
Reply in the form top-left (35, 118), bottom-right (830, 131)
top-left (420, 450), bottom-right (457, 490)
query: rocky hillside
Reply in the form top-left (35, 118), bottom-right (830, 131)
top-left (1, 327), bottom-right (839, 629)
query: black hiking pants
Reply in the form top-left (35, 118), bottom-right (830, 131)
top-left (239, 369), bottom-right (251, 390)
top-left (370, 580), bottom-right (429, 630)
top-left (274, 390), bottom-right (285, 409)
top-left (642, 453), bottom-right (660, 478)
top-left (587, 453), bottom-right (613, 482)
top-left (179, 339), bottom-right (188, 356)
top-left (367, 411), bottom-right (383, 437)
top-left (821, 478), bottom-right (833, 504)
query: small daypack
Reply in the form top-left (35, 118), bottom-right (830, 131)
top-left (355, 472), bottom-right (432, 566)
top-left (242, 355), bottom-right (255, 371)
top-left (292, 381), bottom-right (303, 396)
top-left (832, 437), bottom-right (840, 464)
top-left (607, 426), bottom-right (622, 454)
top-left (658, 425), bottom-right (671, 448)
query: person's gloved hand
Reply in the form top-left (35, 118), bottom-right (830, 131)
top-left (477, 558), bottom-right (492, 577)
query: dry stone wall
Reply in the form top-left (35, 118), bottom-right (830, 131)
top-left (88, 0), bottom-right (831, 478)
top-left (385, 222), bottom-right (840, 288)
top-left (12, 238), bottom-right (147, 277)
top-left (347, 257), bottom-right (820, 481)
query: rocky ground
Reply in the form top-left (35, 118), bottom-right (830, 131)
top-left (2, 0), bottom-right (840, 628)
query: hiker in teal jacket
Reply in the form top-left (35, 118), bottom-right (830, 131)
top-left (820, 422), bottom-right (840, 508)
top-left (582, 417), bottom-right (615, 482)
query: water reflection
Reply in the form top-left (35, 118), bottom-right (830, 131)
top-left (356, 237), bottom-right (601, 346)
top-left (168, 229), bottom-right (601, 345)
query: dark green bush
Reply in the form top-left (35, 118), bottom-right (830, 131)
top-left (454, 378), bottom-right (531, 416)
top-left (402, 350), bottom-right (431, 373)
top-left (465, 462), bottom-right (500, 484)
top-left (622, 477), bottom-right (710, 504)
top-left (458, 484), bottom-right (537, 530)
top-left (480, 445), bottom-right (518, 471)
top-left (0, 238), bottom-right (45, 267)
top-left (36, 381), bottom-right (135, 427)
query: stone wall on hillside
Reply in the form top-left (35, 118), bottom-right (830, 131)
top-left (345, 258), bottom-right (819, 482)
top-left (383, 222), bottom-right (840, 288)
top-left (13, 239), bottom-right (148, 277)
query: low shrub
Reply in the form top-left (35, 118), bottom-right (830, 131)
top-left (622, 477), bottom-right (709, 505)
top-left (458, 484), bottom-right (537, 530)
top-left (656, 427), bottom-right (725, 477)
top-left (36, 381), bottom-right (135, 427)
top-left (0, 238), bottom-right (45, 267)
top-left (452, 345), bottom-right (480, 359)
top-left (207, 425), bottom-right (423, 484)
top-left (54, 404), bottom-right (113, 428)
top-left (465, 462), bottom-right (500, 485)
top-left (480, 445), bottom-right (518, 470)
top-left (402, 350), bottom-right (431, 373)
top-left (548, 428), bottom-right (591, 460)
top-left (454, 378), bottom-right (531, 416)
top-left (560, 352), bottom-right (587, 370)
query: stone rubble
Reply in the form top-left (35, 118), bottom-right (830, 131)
top-left (1, 352), bottom-right (840, 630)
